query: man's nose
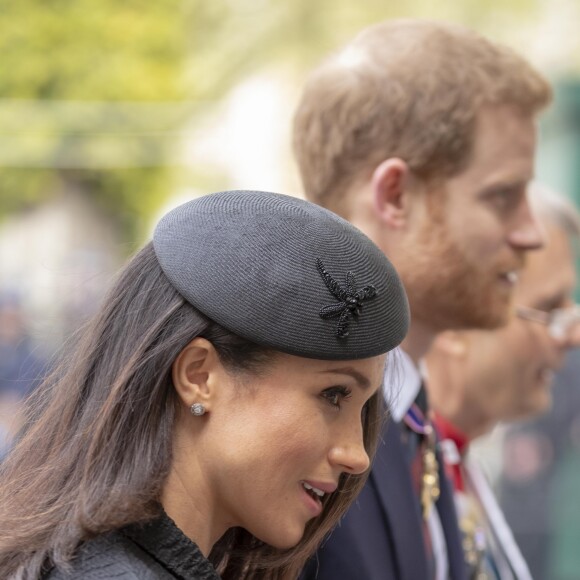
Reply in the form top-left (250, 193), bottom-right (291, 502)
top-left (555, 323), bottom-right (580, 350)
top-left (508, 201), bottom-right (545, 251)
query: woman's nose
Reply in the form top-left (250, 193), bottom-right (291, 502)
top-left (328, 426), bottom-right (371, 475)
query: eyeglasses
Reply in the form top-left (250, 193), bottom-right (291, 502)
top-left (516, 304), bottom-right (580, 340)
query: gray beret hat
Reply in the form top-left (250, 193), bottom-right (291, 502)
top-left (153, 190), bottom-right (409, 360)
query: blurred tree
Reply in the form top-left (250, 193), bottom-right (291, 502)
top-left (0, 0), bottom-right (188, 240)
top-left (182, 0), bottom-right (538, 99)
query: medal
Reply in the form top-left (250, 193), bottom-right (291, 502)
top-left (404, 403), bottom-right (441, 520)
top-left (456, 493), bottom-right (488, 579)
top-left (421, 426), bottom-right (440, 519)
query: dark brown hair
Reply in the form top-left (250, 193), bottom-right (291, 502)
top-left (0, 243), bottom-right (383, 580)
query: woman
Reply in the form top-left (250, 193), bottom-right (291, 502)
top-left (0, 190), bottom-right (409, 580)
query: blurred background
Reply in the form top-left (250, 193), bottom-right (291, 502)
top-left (0, 2), bottom-right (579, 578)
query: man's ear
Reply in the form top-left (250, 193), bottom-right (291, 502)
top-left (172, 337), bottom-right (222, 412)
top-left (371, 158), bottom-right (411, 228)
top-left (431, 331), bottom-right (469, 358)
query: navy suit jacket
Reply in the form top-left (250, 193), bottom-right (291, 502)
top-left (301, 418), bottom-right (467, 580)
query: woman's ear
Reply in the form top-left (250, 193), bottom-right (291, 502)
top-left (172, 337), bottom-right (222, 412)
top-left (371, 158), bottom-right (411, 228)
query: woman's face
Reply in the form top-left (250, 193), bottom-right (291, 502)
top-left (171, 350), bottom-right (386, 550)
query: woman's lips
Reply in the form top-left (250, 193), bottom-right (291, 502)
top-left (300, 484), bottom-right (323, 516)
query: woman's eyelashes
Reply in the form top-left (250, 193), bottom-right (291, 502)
top-left (321, 386), bottom-right (352, 409)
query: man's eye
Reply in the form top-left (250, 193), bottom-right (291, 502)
top-left (483, 186), bottom-right (524, 213)
top-left (321, 386), bottom-right (352, 409)
top-left (538, 299), bottom-right (567, 313)
top-left (490, 190), bottom-right (517, 209)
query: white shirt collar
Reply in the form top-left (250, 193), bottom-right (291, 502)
top-left (382, 347), bottom-right (422, 422)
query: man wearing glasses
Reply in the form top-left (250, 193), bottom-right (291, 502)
top-left (425, 184), bottom-right (580, 579)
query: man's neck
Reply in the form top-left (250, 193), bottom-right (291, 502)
top-left (401, 320), bottom-right (436, 365)
top-left (446, 407), bottom-right (495, 441)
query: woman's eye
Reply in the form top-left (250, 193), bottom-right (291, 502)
top-left (321, 387), bottom-right (352, 409)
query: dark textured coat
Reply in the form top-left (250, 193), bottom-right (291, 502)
top-left (44, 512), bottom-right (220, 580)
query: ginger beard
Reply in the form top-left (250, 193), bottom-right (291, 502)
top-left (397, 196), bottom-right (523, 333)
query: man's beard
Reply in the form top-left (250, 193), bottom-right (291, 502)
top-left (397, 207), bottom-right (522, 333)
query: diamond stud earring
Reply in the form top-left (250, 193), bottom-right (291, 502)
top-left (190, 403), bottom-right (206, 416)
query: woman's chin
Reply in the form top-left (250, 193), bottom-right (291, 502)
top-left (252, 526), bottom-right (305, 550)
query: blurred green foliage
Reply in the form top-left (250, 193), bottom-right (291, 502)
top-left (0, 0), bottom-right (187, 240)
top-left (0, 1), bottom-right (185, 100)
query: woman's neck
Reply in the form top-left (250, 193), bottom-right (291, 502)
top-left (161, 447), bottom-right (229, 557)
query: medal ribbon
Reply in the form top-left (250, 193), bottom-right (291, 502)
top-left (403, 400), bottom-right (441, 524)
top-left (403, 402), bottom-right (433, 436)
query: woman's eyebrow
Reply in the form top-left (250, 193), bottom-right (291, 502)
top-left (319, 367), bottom-right (371, 390)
